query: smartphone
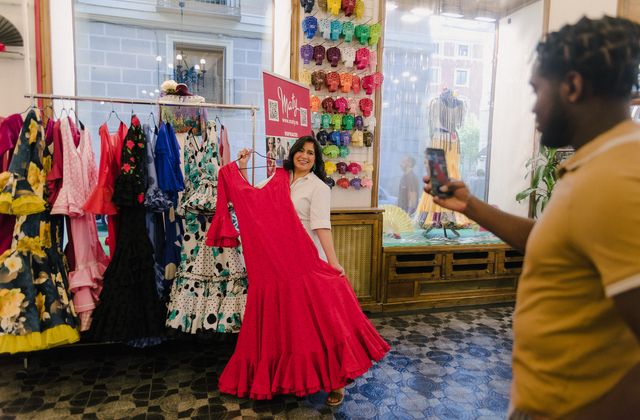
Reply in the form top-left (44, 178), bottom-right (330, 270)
top-left (425, 147), bottom-right (452, 198)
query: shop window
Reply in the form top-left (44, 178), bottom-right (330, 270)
top-left (380, 1), bottom-right (495, 246)
top-left (173, 43), bottom-right (225, 104)
top-left (454, 69), bottom-right (469, 86)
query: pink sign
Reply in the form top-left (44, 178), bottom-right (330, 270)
top-left (263, 71), bottom-right (311, 138)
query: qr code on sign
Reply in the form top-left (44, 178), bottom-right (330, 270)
top-left (299, 108), bottom-right (308, 127)
top-left (268, 99), bottom-right (279, 122)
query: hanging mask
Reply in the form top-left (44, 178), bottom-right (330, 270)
top-left (311, 70), bottom-right (326, 91)
top-left (342, 114), bottom-right (355, 130)
top-left (369, 23), bottom-right (382, 45)
top-left (342, 0), bottom-right (356, 16)
top-left (354, 115), bottom-right (364, 130)
top-left (326, 46), bottom-right (342, 67)
top-left (302, 16), bottom-right (318, 39)
top-left (331, 130), bottom-right (342, 146)
top-left (330, 20), bottom-right (343, 41)
top-left (319, 18), bottom-right (331, 40)
top-left (342, 21), bottom-right (355, 43)
top-left (372, 71), bottom-right (384, 89)
top-left (361, 177), bottom-right (374, 189)
top-left (362, 161), bottom-right (374, 174)
top-left (325, 176), bottom-right (336, 188)
top-left (351, 74), bottom-right (361, 94)
top-left (317, 0), bottom-right (327, 10)
top-left (325, 161), bottom-right (337, 175)
top-left (339, 73), bottom-right (352, 93)
top-left (321, 112), bottom-right (332, 129)
top-left (327, 0), bottom-right (341, 15)
top-left (300, 44), bottom-right (314, 64)
top-left (300, 0), bottom-right (315, 13)
top-left (347, 162), bottom-right (362, 175)
top-left (299, 69), bottom-right (312, 85)
top-left (334, 97), bottom-right (348, 114)
top-left (323, 144), bottom-right (340, 158)
top-left (313, 45), bottom-right (326, 65)
top-left (351, 130), bottom-right (364, 147)
top-left (355, 24), bottom-right (370, 45)
top-left (337, 177), bottom-right (350, 189)
top-left (355, 0), bottom-right (365, 18)
top-left (341, 131), bottom-right (351, 146)
top-left (367, 51), bottom-right (377, 72)
top-left (322, 97), bottom-right (335, 113)
top-left (325, 71), bottom-right (341, 92)
top-left (339, 145), bottom-right (350, 158)
top-left (341, 46), bottom-right (356, 68)
top-left (311, 112), bottom-right (321, 130)
top-left (347, 97), bottom-right (358, 114)
top-left (363, 129), bottom-right (374, 147)
top-left (355, 48), bottom-right (370, 70)
top-left (350, 177), bottom-right (362, 190)
top-left (317, 129), bottom-right (329, 145)
top-left (359, 98), bottom-right (373, 117)
top-left (336, 161), bottom-right (348, 175)
top-left (332, 113), bottom-right (343, 130)
top-left (364, 115), bottom-right (376, 130)
top-left (362, 75), bottom-right (375, 95)
top-left (310, 95), bottom-right (321, 112)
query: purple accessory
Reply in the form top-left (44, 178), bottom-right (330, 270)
top-left (300, 44), bottom-right (314, 64)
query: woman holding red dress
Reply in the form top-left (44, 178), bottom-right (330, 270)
top-left (208, 136), bottom-right (389, 406)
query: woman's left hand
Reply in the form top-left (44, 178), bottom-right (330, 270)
top-left (330, 261), bottom-right (346, 276)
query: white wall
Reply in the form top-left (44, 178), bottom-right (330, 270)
top-left (0, 0), bottom-right (35, 117)
top-left (272, 0), bottom-right (291, 77)
top-left (49, 0), bottom-right (75, 114)
top-left (548, 0), bottom-right (618, 31)
top-left (487, 1), bottom-right (543, 216)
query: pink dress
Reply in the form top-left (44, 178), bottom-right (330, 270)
top-left (51, 118), bottom-right (109, 331)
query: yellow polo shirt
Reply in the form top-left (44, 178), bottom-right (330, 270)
top-left (512, 120), bottom-right (640, 417)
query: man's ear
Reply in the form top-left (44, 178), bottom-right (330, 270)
top-left (562, 71), bottom-right (585, 103)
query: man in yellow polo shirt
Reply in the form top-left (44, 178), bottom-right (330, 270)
top-left (423, 16), bottom-right (640, 419)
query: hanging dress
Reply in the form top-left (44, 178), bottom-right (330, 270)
top-left (415, 94), bottom-right (471, 229)
top-left (154, 122), bottom-right (184, 284)
top-left (0, 110), bottom-right (79, 354)
top-left (166, 122), bottom-right (248, 334)
top-left (83, 121), bottom-right (128, 257)
top-left (51, 118), bottom-right (108, 331)
top-left (87, 116), bottom-right (165, 343)
top-left (205, 164), bottom-right (390, 399)
top-left (0, 114), bottom-right (24, 255)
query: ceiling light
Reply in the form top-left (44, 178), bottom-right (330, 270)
top-left (411, 7), bottom-right (433, 17)
top-left (200, 58), bottom-right (206, 65)
top-left (410, 76), bottom-right (418, 82)
top-left (386, 1), bottom-right (398, 11)
top-left (402, 71), bottom-right (410, 78)
top-left (156, 55), bottom-right (162, 62)
top-left (475, 1), bottom-right (497, 22)
top-left (475, 16), bottom-right (496, 22)
top-left (400, 13), bottom-right (422, 23)
top-left (141, 89), bottom-right (147, 94)
top-left (393, 79), bottom-right (400, 84)
top-left (194, 64), bottom-right (200, 71)
top-left (175, 54), bottom-right (183, 61)
top-left (440, 0), bottom-right (463, 18)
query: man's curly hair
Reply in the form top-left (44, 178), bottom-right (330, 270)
top-left (536, 16), bottom-right (640, 98)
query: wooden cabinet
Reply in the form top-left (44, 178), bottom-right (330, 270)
top-left (330, 209), bottom-right (383, 312)
top-left (381, 244), bottom-right (523, 312)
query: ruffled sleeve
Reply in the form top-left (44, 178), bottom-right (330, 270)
top-left (205, 165), bottom-right (239, 248)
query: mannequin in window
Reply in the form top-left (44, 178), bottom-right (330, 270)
top-left (414, 88), bottom-right (471, 231)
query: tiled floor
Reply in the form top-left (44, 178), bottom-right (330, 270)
top-left (0, 306), bottom-right (514, 419)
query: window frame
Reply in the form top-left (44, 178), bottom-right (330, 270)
top-left (454, 68), bottom-right (469, 87)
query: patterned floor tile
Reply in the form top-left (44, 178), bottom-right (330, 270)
top-left (0, 306), bottom-right (514, 419)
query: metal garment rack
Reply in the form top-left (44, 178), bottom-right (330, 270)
top-left (25, 93), bottom-right (260, 184)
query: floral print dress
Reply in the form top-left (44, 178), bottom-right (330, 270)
top-left (0, 110), bottom-right (79, 354)
top-left (166, 122), bottom-right (248, 334)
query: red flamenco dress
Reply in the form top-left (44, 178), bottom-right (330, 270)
top-left (205, 164), bottom-right (390, 400)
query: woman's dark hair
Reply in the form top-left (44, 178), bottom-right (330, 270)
top-left (284, 136), bottom-right (327, 180)
top-left (536, 16), bottom-right (640, 98)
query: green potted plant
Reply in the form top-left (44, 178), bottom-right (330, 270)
top-left (516, 146), bottom-right (561, 218)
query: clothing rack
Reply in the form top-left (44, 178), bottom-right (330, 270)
top-left (25, 93), bottom-right (260, 184)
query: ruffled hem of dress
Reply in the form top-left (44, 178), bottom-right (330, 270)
top-left (68, 260), bottom-right (108, 292)
top-left (218, 320), bottom-right (390, 400)
top-left (0, 191), bottom-right (46, 216)
top-left (83, 187), bottom-right (118, 215)
top-left (175, 267), bottom-right (247, 283)
top-left (0, 324), bottom-right (80, 354)
top-left (144, 188), bottom-right (173, 212)
top-left (181, 188), bottom-right (217, 214)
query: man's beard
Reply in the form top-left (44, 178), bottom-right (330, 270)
top-left (540, 99), bottom-right (572, 149)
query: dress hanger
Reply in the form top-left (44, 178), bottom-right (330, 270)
top-left (232, 149), bottom-right (277, 169)
top-left (106, 104), bottom-right (123, 125)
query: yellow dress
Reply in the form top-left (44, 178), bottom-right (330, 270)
top-left (415, 132), bottom-right (471, 228)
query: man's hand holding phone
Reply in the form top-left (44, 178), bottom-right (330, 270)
top-left (423, 177), bottom-right (472, 214)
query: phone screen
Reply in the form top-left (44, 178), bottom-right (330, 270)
top-left (426, 147), bottom-right (450, 198)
